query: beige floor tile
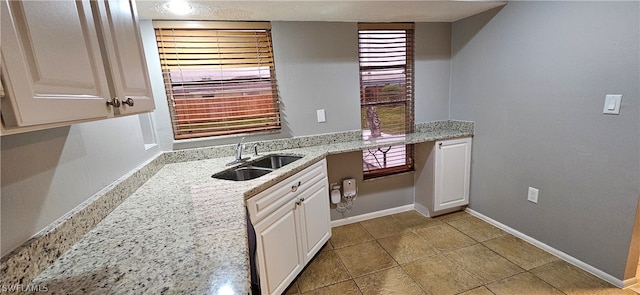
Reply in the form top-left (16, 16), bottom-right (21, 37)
top-left (627, 285), bottom-right (640, 294)
top-left (483, 235), bottom-right (559, 270)
top-left (402, 254), bottom-right (481, 295)
top-left (335, 240), bottom-right (397, 277)
top-left (360, 215), bottom-right (407, 239)
top-left (444, 244), bottom-right (523, 284)
top-left (377, 231), bottom-right (438, 264)
top-left (354, 266), bottom-right (426, 295)
top-left (434, 210), bottom-right (471, 222)
top-left (446, 216), bottom-right (506, 242)
top-left (531, 261), bottom-right (637, 295)
top-left (301, 280), bottom-right (362, 295)
top-left (413, 223), bottom-right (477, 252)
top-left (486, 272), bottom-right (563, 295)
top-left (284, 282), bottom-right (300, 295)
top-left (330, 223), bottom-right (374, 249)
top-left (458, 286), bottom-right (496, 295)
top-left (392, 210), bottom-right (442, 229)
top-left (296, 250), bottom-right (351, 293)
top-left (320, 241), bottom-right (333, 253)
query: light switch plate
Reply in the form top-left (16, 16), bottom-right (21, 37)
top-left (527, 187), bottom-right (539, 203)
top-left (603, 94), bottom-right (622, 115)
top-left (317, 109), bottom-right (326, 123)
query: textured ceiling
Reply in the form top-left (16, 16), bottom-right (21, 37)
top-left (136, 1), bottom-right (507, 22)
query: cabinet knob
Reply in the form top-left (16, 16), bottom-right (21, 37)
top-left (106, 97), bottom-right (121, 107)
top-left (122, 97), bottom-right (134, 107)
top-left (295, 197), bottom-right (305, 206)
top-left (291, 181), bottom-right (302, 192)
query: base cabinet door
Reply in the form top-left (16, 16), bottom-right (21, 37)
top-left (434, 137), bottom-right (472, 211)
top-left (249, 159), bottom-right (330, 295)
top-left (254, 200), bottom-right (303, 295)
top-left (299, 181), bottom-right (331, 262)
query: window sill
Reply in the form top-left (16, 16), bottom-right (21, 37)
top-left (362, 170), bottom-right (414, 182)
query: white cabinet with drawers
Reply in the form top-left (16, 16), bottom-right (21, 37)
top-left (247, 159), bottom-right (331, 295)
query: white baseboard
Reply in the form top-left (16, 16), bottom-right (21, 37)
top-left (413, 203), bottom-right (430, 217)
top-left (330, 204), bottom-right (414, 227)
top-left (466, 208), bottom-right (626, 288)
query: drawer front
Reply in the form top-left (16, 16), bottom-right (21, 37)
top-left (248, 159), bottom-right (327, 224)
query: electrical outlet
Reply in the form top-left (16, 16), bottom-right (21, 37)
top-left (527, 187), bottom-right (539, 203)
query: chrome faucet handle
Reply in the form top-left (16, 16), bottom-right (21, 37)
top-left (252, 142), bottom-right (261, 156)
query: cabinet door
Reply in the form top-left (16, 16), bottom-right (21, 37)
top-left (299, 180), bottom-right (331, 263)
top-left (434, 137), bottom-right (472, 211)
top-left (254, 199), bottom-right (303, 295)
top-left (94, 0), bottom-right (154, 116)
top-left (1, 0), bottom-right (113, 127)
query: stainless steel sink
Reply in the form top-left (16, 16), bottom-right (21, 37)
top-left (212, 154), bottom-right (303, 181)
top-left (250, 155), bottom-right (303, 169)
top-left (212, 166), bottom-right (273, 181)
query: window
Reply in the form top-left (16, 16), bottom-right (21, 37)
top-left (358, 23), bottom-right (415, 178)
top-left (153, 21), bottom-right (280, 140)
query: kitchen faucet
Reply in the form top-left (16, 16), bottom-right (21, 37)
top-left (226, 137), bottom-right (250, 166)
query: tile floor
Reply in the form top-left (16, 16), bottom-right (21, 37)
top-left (283, 210), bottom-right (638, 295)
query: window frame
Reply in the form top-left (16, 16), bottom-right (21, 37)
top-left (358, 23), bottom-right (415, 179)
top-left (153, 21), bottom-right (281, 140)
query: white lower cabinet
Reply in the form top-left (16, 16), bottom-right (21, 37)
top-left (248, 159), bottom-right (330, 295)
top-left (299, 182), bottom-right (331, 263)
top-left (254, 199), bottom-right (303, 295)
top-left (415, 137), bottom-right (472, 216)
top-left (434, 137), bottom-right (472, 211)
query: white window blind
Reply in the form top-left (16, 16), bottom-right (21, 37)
top-left (154, 21), bottom-right (280, 140)
top-left (358, 23), bottom-right (415, 178)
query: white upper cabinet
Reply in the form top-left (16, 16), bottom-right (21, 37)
top-left (93, 0), bottom-right (153, 116)
top-left (1, 0), bottom-right (113, 127)
top-left (0, 0), bottom-right (154, 133)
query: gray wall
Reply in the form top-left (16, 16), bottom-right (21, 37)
top-left (450, 1), bottom-right (640, 279)
top-left (271, 22), bottom-right (362, 137)
top-left (327, 152), bottom-right (415, 220)
top-left (1, 116), bottom-right (161, 256)
top-left (415, 22), bottom-right (451, 122)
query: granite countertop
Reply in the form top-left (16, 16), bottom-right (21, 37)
top-left (29, 125), bottom-right (472, 294)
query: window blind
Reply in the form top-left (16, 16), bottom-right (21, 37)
top-left (358, 23), bottom-right (415, 178)
top-left (153, 21), bottom-right (280, 140)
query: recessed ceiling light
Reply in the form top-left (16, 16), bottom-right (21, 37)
top-left (163, 0), bottom-right (192, 15)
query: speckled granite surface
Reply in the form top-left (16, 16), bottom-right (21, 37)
top-left (30, 157), bottom-right (253, 294)
top-left (0, 154), bottom-right (166, 289)
top-left (7, 120), bottom-right (472, 294)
